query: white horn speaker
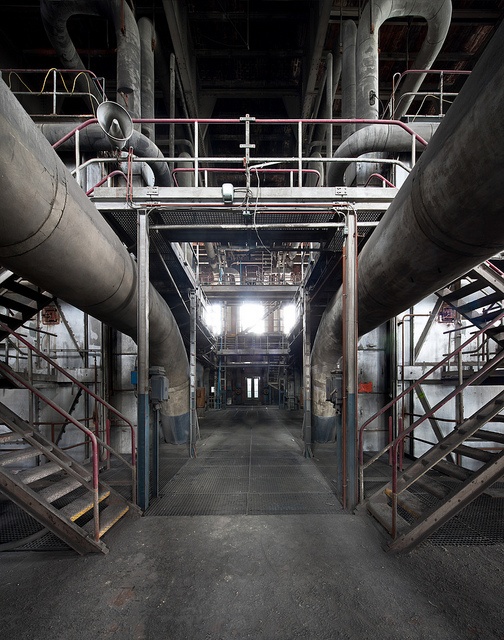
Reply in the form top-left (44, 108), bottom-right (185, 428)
top-left (96, 101), bottom-right (133, 150)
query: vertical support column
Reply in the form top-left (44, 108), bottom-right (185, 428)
top-left (303, 288), bottom-right (313, 457)
top-left (137, 210), bottom-right (150, 510)
top-left (326, 52), bottom-right (333, 161)
top-left (169, 53), bottom-right (176, 172)
top-left (189, 289), bottom-right (197, 457)
top-left (342, 207), bottom-right (358, 510)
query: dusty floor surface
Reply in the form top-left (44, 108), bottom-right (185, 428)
top-left (1, 408), bottom-right (503, 640)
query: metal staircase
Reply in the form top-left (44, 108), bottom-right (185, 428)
top-left (360, 272), bottom-right (504, 552)
top-left (436, 261), bottom-right (504, 347)
top-left (0, 401), bottom-right (136, 554)
top-left (0, 270), bottom-right (54, 342)
top-left (0, 322), bottom-right (139, 554)
top-left (366, 391), bottom-right (504, 553)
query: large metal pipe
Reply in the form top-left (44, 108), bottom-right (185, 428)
top-left (326, 122), bottom-right (439, 186)
top-left (356, 0), bottom-right (452, 120)
top-left (41, 0), bottom-right (141, 117)
top-left (0, 78), bottom-right (190, 443)
top-left (38, 123), bottom-right (173, 187)
top-left (138, 17), bottom-right (156, 141)
top-left (311, 19), bottom-right (504, 442)
top-left (341, 20), bottom-right (357, 142)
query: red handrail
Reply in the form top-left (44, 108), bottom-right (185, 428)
top-left (0, 359), bottom-right (102, 542)
top-left (0, 322), bottom-right (137, 506)
top-left (358, 309), bottom-right (504, 503)
top-left (0, 321), bottom-right (136, 465)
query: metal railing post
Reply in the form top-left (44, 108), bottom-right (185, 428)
top-left (137, 209), bottom-right (150, 511)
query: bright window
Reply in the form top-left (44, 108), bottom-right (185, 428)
top-left (282, 303), bottom-right (297, 334)
top-left (240, 302), bottom-right (265, 334)
top-left (205, 303), bottom-right (222, 335)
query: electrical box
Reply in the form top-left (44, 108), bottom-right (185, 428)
top-left (150, 375), bottom-right (169, 403)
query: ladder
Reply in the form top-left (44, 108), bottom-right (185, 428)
top-left (0, 401), bottom-right (138, 554)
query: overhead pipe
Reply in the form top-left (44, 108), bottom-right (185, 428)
top-left (343, 0), bottom-right (451, 186)
top-left (38, 122), bottom-right (173, 187)
top-left (326, 121), bottom-right (438, 186)
top-left (138, 17), bottom-right (155, 141)
top-left (356, 0), bottom-right (452, 121)
top-left (341, 20), bottom-right (357, 142)
top-left (41, 0), bottom-right (141, 117)
top-left (311, 19), bottom-right (504, 442)
top-left (0, 77), bottom-right (190, 444)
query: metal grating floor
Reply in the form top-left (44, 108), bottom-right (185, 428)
top-left (146, 407), bottom-right (343, 517)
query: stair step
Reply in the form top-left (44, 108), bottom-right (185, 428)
top-left (454, 444), bottom-right (493, 463)
top-left (3, 280), bottom-right (51, 306)
top-left (367, 498), bottom-right (410, 536)
top-left (439, 279), bottom-right (484, 302)
top-left (0, 295), bottom-right (37, 317)
top-left (0, 430), bottom-right (30, 444)
top-left (59, 489), bottom-right (111, 521)
top-left (0, 447), bottom-right (41, 466)
top-left (37, 476), bottom-right (83, 503)
top-left (457, 291), bottom-right (504, 315)
top-left (17, 461), bottom-right (61, 484)
top-left (83, 502), bottom-right (130, 538)
top-left (472, 308), bottom-right (504, 325)
top-left (434, 459), bottom-right (471, 481)
top-left (385, 488), bottom-right (424, 519)
top-left (0, 314), bottom-right (20, 328)
top-left (473, 428), bottom-right (504, 444)
top-left (414, 475), bottom-right (450, 500)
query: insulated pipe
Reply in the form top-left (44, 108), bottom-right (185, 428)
top-left (311, 19), bottom-right (504, 442)
top-left (356, 0), bottom-right (452, 120)
top-left (341, 20), bottom-right (357, 142)
top-left (326, 122), bottom-right (438, 186)
top-left (0, 78), bottom-right (190, 443)
top-left (41, 0), bottom-right (141, 117)
top-left (38, 123), bottom-right (173, 187)
top-left (138, 17), bottom-right (155, 141)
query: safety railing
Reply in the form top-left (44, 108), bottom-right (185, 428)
top-left (55, 116), bottom-right (424, 189)
top-left (386, 69), bottom-right (472, 119)
top-left (358, 309), bottom-right (504, 512)
top-left (1, 68), bottom-right (107, 115)
top-left (0, 322), bottom-right (137, 513)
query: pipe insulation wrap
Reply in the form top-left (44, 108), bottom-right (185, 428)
top-left (0, 77), bottom-right (189, 441)
top-left (312, 19), bottom-right (504, 440)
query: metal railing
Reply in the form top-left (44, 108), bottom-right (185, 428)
top-left (1, 68), bottom-right (106, 115)
top-left (386, 69), bottom-right (472, 119)
top-left (0, 322), bottom-right (137, 530)
top-left (358, 310), bottom-right (504, 514)
top-left (54, 116), bottom-right (423, 189)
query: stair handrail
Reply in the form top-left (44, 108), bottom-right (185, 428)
top-left (358, 309), bottom-right (504, 503)
top-left (0, 322), bottom-right (137, 502)
top-left (0, 361), bottom-right (103, 542)
top-left (0, 321), bottom-right (136, 461)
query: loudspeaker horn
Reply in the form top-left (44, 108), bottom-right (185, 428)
top-left (96, 101), bottom-right (133, 150)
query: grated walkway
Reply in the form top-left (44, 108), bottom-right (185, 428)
top-left (146, 407), bottom-right (342, 516)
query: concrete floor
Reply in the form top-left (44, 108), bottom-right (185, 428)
top-left (1, 407), bottom-right (503, 640)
